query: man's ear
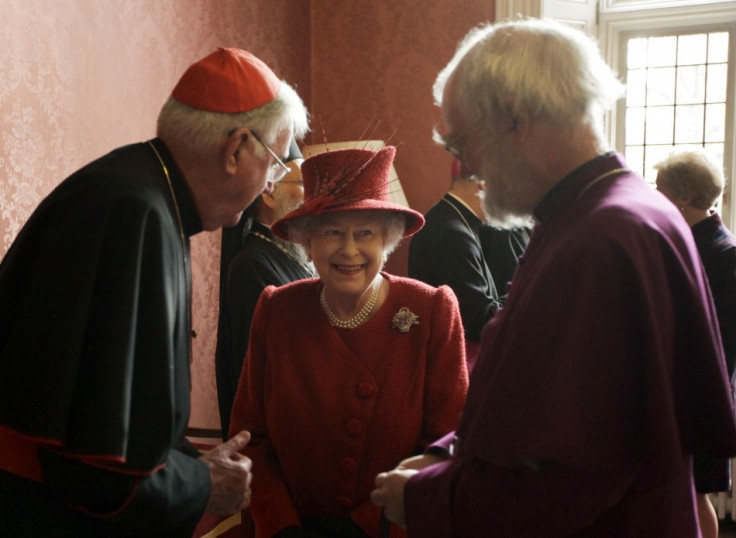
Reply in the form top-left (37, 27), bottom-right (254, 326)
top-left (261, 189), bottom-right (277, 209)
top-left (499, 98), bottom-right (530, 142)
top-left (224, 127), bottom-right (250, 174)
top-left (508, 106), bottom-right (530, 141)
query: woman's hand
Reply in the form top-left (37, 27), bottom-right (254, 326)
top-left (371, 470), bottom-right (416, 528)
top-left (396, 452), bottom-right (445, 470)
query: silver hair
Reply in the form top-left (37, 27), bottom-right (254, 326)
top-left (433, 18), bottom-right (625, 137)
top-left (285, 210), bottom-right (407, 257)
top-left (156, 81), bottom-right (309, 157)
top-left (654, 149), bottom-right (725, 210)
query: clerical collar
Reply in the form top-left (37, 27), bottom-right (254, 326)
top-left (149, 138), bottom-right (203, 237)
top-left (534, 152), bottom-right (628, 224)
top-left (446, 192), bottom-right (482, 224)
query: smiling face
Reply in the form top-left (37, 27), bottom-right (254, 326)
top-left (306, 212), bottom-right (386, 301)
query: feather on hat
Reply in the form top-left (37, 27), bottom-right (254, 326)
top-left (271, 146), bottom-right (424, 240)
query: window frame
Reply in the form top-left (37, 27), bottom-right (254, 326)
top-left (599, 1), bottom-right (736, 226)
top-left (498, 0), bottom-right (736, 227)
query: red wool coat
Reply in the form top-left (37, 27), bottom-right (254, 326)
top-left (230, 272), bottom-right (468, 537)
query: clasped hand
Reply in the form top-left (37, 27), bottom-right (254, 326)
top-left (370, 453), bottom-right (444, 528)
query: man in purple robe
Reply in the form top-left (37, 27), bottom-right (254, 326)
top-left (371, 18), bottom-right (736, 537)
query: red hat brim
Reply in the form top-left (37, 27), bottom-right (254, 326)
top-left (271, 200), bottom-right (424, 241)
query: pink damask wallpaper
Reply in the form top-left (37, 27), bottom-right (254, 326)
top-left (0, 0), bottom-right (492, 433)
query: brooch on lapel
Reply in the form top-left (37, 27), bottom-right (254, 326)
top-left (392, 307), bottom-right (419, 333)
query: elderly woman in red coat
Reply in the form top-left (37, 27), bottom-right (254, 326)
top-left (229, 145), bottom-right (468, 538)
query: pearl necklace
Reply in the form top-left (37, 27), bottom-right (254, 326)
top-left (320, 276), bottom-right (381, 329)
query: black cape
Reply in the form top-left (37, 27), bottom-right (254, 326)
top-left (0, 139), bottom-right (209, 536)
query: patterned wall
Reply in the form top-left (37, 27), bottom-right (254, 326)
top-left (0, 0), bottom-right (493, 433)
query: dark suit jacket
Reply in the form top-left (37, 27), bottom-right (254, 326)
top-left (408, 194), bottom-right (500, 342)
top-left (215, 221), bottom-right (313, 439)
top-left (478, 225), bottom-right (530, 295)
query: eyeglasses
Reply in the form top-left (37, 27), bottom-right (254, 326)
top-left (251, 131), bottom-right (290, 181)
top-left (434, 119), bottom-right (480, 164)
top-left (444, 138), bottom-right (464, 162)
top-left (434, 129), bottom-right (466, 163)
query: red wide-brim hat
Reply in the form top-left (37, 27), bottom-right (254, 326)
top-left (271, 146), bottom-right (424, 240)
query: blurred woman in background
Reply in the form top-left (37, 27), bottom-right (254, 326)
top-left (656, 148), bottom-right (736, 538)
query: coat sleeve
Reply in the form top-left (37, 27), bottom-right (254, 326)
top-left (404, 456), bottom-right (644, 537)
top-left (39, 446), bottom-right (210, 536)
top-left (421, 285), bottom-right (469, 446)
top-left (230, 286), bottom-right (301, 537)
top-left (708, 243), bottom-right (736, 377)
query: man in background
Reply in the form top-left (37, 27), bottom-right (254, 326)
top-left (0, 48), bottom-right (308, 536)
top-left (408, 159), bottom-right (500, 367)
top-left (373, 19), bottom-right (736, 536)
top-left (216, 139), bottom-right (314, 439)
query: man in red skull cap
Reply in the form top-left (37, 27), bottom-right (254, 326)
top-left (0, 48), bottom-right (308, 537)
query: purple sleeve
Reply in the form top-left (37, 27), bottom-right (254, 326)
top-left (426, 432), bottom-right (455, 457)
top-left (405, 457), bottom-right (654, 537)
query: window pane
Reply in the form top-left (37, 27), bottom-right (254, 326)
top-left (704, 143), bottom-right (725, 173)
top-left (707, 63), bottom-right (728, 102)
top-left (648, 36), bottom-right (677, 67)
top-left (625, 145), bottom-right (644, 177)
top-left (705, 103), bottom-right (726, 142)
top-left (628, 38), bottom-right (648, 69)
top-left (621, 27), bottom-right (731, 207)
top-left (675, 65), bottom-right (706, 104)
top-left (626, 69), bottom-right (647, 106)
top-left (675, 105), bottom-right (704, 143)
top-left (647, 67), bottom-right (675, 105)
top-left (678, 34), bottom-right (707, 65)
top-left (626, 107), bottom-right (645, 145)
top-left (646, 107), bottom-right (674, 144)
top-left (709, 32), bottom-right (729, 63)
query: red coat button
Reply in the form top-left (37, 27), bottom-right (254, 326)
top-left (340, 457), bottom-right (357, 472)
top-left (345, 418), bottom-right (364, 436)
top-left (356, 382), bottom-right (376, 399)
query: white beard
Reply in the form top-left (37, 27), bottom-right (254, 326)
top-left (479, 152), bottom-right (537, 230)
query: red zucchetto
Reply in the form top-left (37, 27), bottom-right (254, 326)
top-left (171, 47), bottom-right (281, 113)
